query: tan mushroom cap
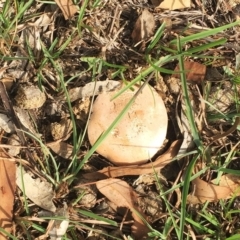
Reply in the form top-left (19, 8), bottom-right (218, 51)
top-left (87, 83), bottom-right (168, 166)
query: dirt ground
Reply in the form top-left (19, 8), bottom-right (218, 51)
top-left (1, 0), bottom-right (240, 239)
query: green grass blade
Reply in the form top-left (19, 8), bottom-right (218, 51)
top-left (0, 228), bottom-right (18, 240)
top-left (4, 0), bottom-right (35, 36)
top-left (185, 217), bottom-right (215, 234)
top-left (226, 234), bottom-right (240, 240)
top-left (179, 154), bottom-right (199, 239)
top-left (77, 0), bottom-right (89, 34)
top-left (219, 168), bottom-right (240, 175)
top-left (78, 210), bottom-right (118, 226)
top-left (112, 55), bottom-right (176, 100)
top-left (170, 21), bottom-right (240, 45)
top-left (146, 21), bottom-right (166, 54)
top-left (177, 37), bottom-right (202, 150)
top-left (186, 38), bottom-right (227, 54)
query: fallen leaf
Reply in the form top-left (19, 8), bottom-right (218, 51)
top-left (0, 150), bottom-right (16, 240)
top-left (14, 107), bottom-right (42, 139)
top-left (83, 140), bottom-right (182, 179)
top-left (48, 203), bottom-right (69, 240)
top-left (0, 114), bottom-right (14, 133)
top-left (150, 0), bottom-right (162, 7)
top-left (131, 9), bottom-right (155, 44)
top-left (49, 218), bottom-right (69, 240)
top-left (54, 0), bottom-right (78, 20)
top-left (1, 78), bottom-right (14, 91)
top-left (67, 79), bottom-right (121, 102)
top-left (19, 13), bottom-right (52, 51)
top-left (189, 177), bottom-right (231, 203)
top-left (7, 134), bottom-right (21, 157)
top-left (157, 0), bottom-right (191, 10)
top-left (96, 178), bottom-right (149, 239)
top-left (47, 141), bottom-right (73, 159)
top-left (21, 27), bottom-right (41, 51)
top-left (34, 13), bottom-right (52, 29)
top-left (173, 61), bottom-right (206, 83)
top-left (16, 167), bottom-right (56, 212)
top-left (218, 174), bottom-right (240, 191)
top-left (188, 174), bottom-right (240, 204)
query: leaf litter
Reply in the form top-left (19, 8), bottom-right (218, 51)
top-left (156, 0), bottom-right (191, 10)
top-left (96, 178), bottom-right (149, 239)
top-left (0, 148), bottom-right (16, 240)
top-left (16, 167), bottom-right (56, 212)
top-left (131, 9), bottom-right (156, 47)
top-left (1, 0), bottom-right (240, 239)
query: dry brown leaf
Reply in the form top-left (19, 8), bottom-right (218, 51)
top-left (0, 150), bottom-right (16, 240)
top-left (157, 0), bottom-right (191, 10)
top-left (84, 140), bottom-right (182, 179)
top-left (19, 13), bottom-right (52, 51)
top-left (173, 61), bottom-right (206, 83)
top-left (0, 78), bottom-right (14, 91)
top-left (188, 174), bottom-right (240, 204)
top-left (218, 174), bottom-right (240, 193)
top-left (16, 167), bottom-right (56, 212)
top-left (131, 9), bottom-right (155, 44)
top-left (7, 134), bottom-right (21, 157)
top-left (47, 141), bottom-right (73, 159)
top-left (189, 178), bottom-right (231, 203)
top-left (0, 114), bottom-right (14, 133)
top-left (48, 203), bottom-right (69, 240)
top-left (54, 0), bottom-right (78, 20)
top-left (67, 80), bottom-right (121, 102)
top-left (96, 178), bottom-right (149, 239)
top-left (150, 0), bottom-right (162, 7)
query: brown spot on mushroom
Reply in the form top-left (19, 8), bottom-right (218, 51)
top-left (87, 83), bottom-right (168, 166)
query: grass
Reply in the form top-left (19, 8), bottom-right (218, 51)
top-left (1, 0), bottom-right (240, 239)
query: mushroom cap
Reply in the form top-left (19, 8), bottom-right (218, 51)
top-left (87, 83), bottom-right (168, 166)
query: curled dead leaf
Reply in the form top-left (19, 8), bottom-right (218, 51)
top-left (173, 61), bottom-right (206, 83)
top-left (96, 178), bottom-right (149, 239)
top-left (0, 150), bottom-right (16, 240)
top-left (219, 174), bottom-right (240, 191)
top-left (83, 140), bottom-right (182, 180)
top-left (67, 80), bottom-right (121, 102)
top-left (157, 0), bottom-right (191, 10)
top-left (54, 0), bottom-right (78, 20)
top-left (150, 0), bottom-right (162, 7)
top-left (16, 167), bottom-right (56, 212)
top-left (47, 141), bottom-right (73, 159)
top-left (131, 9), bottom-right (155, 44)
top-left (188, 174), bottom-right (240, 204)
top-left (0, 114), bottom-right (14, 133)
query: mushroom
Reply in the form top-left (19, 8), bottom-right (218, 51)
top-left (87, 83), bottom-right (168, 166)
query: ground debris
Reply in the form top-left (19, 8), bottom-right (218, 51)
top-left (1, 0), bottom-right (240, 239)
